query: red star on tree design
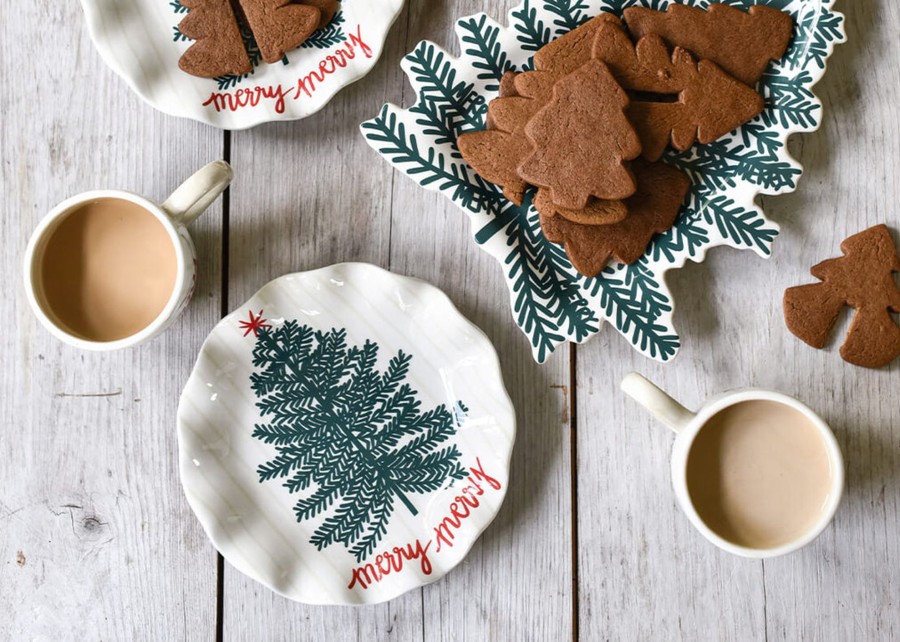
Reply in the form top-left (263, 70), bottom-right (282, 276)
top-left (239, 309), bottom-right (272, 337)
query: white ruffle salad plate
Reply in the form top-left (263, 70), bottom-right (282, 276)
top-left (362, 0), bottom-right (845, 363)
top-left (80, 0), bottom-right (404, 129)
top-left (177, 263), bottom-right (515, 604)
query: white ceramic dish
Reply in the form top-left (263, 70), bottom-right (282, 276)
top-left (80, 0), bottom-right (404, 129)
top-left (177, 263), bottom-right (515, 604)
top-left (362, 0), bottom-right (845, 363)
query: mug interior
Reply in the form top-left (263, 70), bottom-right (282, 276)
top-left (675, 392), bottom-right (844, 558)
top-left (25, 191), bottom-right (186, 349)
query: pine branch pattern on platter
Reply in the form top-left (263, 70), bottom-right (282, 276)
top-left (250, 321), bottom-right (468, 563)
top-left (362, 0), bottom-right (845, 363)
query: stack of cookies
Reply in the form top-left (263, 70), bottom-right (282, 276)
top-left (458, 4), bottom-right (793, 278)
top-left (177, 0), bottom-right (340, 78)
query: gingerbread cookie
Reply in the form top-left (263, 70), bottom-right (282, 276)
top-left (592, 21), bottom-right (763, 161)
top-left (461, 16), bottom-right (622, 202)
top-left (540, 160), bottom-right (691, 277)
top-left (458, 71), bottom-right (552, 204)
top-left (237, 0), bottom-right (321, 64)
top-left (623, 3), bottom-right (793, 86)
top-left (533, 190), bottom-right (628, 226)
top-left (177, 0), bottom-right (252, 78)
top-left (533, 13), bottom-right (622, 76)
top-left (519, 59), bottom-right (641, 209)
top-left (299, 0), bottom-right (340, 29)
top-left (784, 225), bottom-right (900, 369)
top-left (485, 71), bottom-right (519, 130)
top-left (498, 70), bottom-right (519, 98)
top-left (456, 130), bottom-right (533, 204)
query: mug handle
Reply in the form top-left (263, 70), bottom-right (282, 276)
top-left (621, 373), bottom-right (695, 433)
top-left (161, 160), bottom-right (233, 226)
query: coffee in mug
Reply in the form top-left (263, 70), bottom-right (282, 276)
top-left (621, 373), bottom-right (844, 558)
top-left (24, 160), bottom-right (233, 350)
top-left (38, 198), bottom-right (178, 342)
top-left (685, 400), bottom-right (835, 550)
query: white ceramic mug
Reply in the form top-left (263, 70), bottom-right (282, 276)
top-left (23, 160), bottom-right (233, 350)
top-left (621, 373), bottom-right (844, 558)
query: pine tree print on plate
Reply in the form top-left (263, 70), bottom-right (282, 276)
top-left (177, 265), bottom-right (515, 603)
top-left (361, 0), bottom-right (845, 363)
top-left (250, 322), bottom-right (468, 562)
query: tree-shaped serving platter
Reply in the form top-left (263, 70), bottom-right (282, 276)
top-left (361, 0), bottom-right (845, 363)
top-left (177, 264), bottom-right (515, 604)
top-left (79, 0), bottom-right (404, 128)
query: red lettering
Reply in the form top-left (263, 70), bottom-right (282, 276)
top-left (433, 460), bottom-right (502, 552)
top-left (347, 562), bottom-right (382, 590)
top-left (347, 25), bottom-right (374, 59)
top-left (201, 83), bottom-right (290, 113)
top-left (470, 457), bottom-right (502, 491)
top-left (202, 27), bottom-right (374, 112)
top-left (450, 499), bottom-right (471, 521)
top-left (376, 553), bottom-right (392, 576)
top-left (347, 538), bottom-right (432, 590)
top-left (459, 487), bottom-right (480, 510)
top-left (433, 512), bottom-right (462, 553)
top-left (390, 546), bottom-right (405, 572)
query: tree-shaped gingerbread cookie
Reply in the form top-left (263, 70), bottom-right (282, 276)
top-left (518, 59), bottom-right (642, 209)
top-left (784, 225), bottom-right (900, 368)
top-left (177, 0), bottom-right (252, 78)
top-left (592, 21), bottom-right (764, 161)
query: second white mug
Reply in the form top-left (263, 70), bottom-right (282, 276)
top-left (621, 373), bottom-right (844, 559)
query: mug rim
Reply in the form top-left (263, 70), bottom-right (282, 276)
top-left (671, 389), bottom-right (845, 559)
top-left (23, 189), bottom-right (189, 351)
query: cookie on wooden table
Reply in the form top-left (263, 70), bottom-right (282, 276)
top-left (784, 225), bottom-right (900, 369)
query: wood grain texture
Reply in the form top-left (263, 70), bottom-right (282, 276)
top-left (396, 3), bottom-right (573, 641)
top-left (4, 0), bottom-right (900, 640)
top-left (223, 0), bottom-right (572, 638)
top-left (221, 4), bottom-right (422, 638)
top-left (577, 1), bottom-right (900, 640)
top-left (0, 2), bottom-right (221, 639)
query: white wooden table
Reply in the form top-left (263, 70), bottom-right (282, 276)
top-left (2, 1), bottom-right (898, 640)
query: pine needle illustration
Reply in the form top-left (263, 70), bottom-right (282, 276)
top-left (250, 321), bottom-right (468, 562)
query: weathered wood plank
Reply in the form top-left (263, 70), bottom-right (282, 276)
top-left (395, 2), bottom-right (573, 640)
top-left (0, 2), bottom-right (222, 639)
top-left (757, 1), bottom-right (900, 639)
top-left (577, 0), bottom-right (900, 639)
top-left (221, 5), bottom-right (427, 638)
